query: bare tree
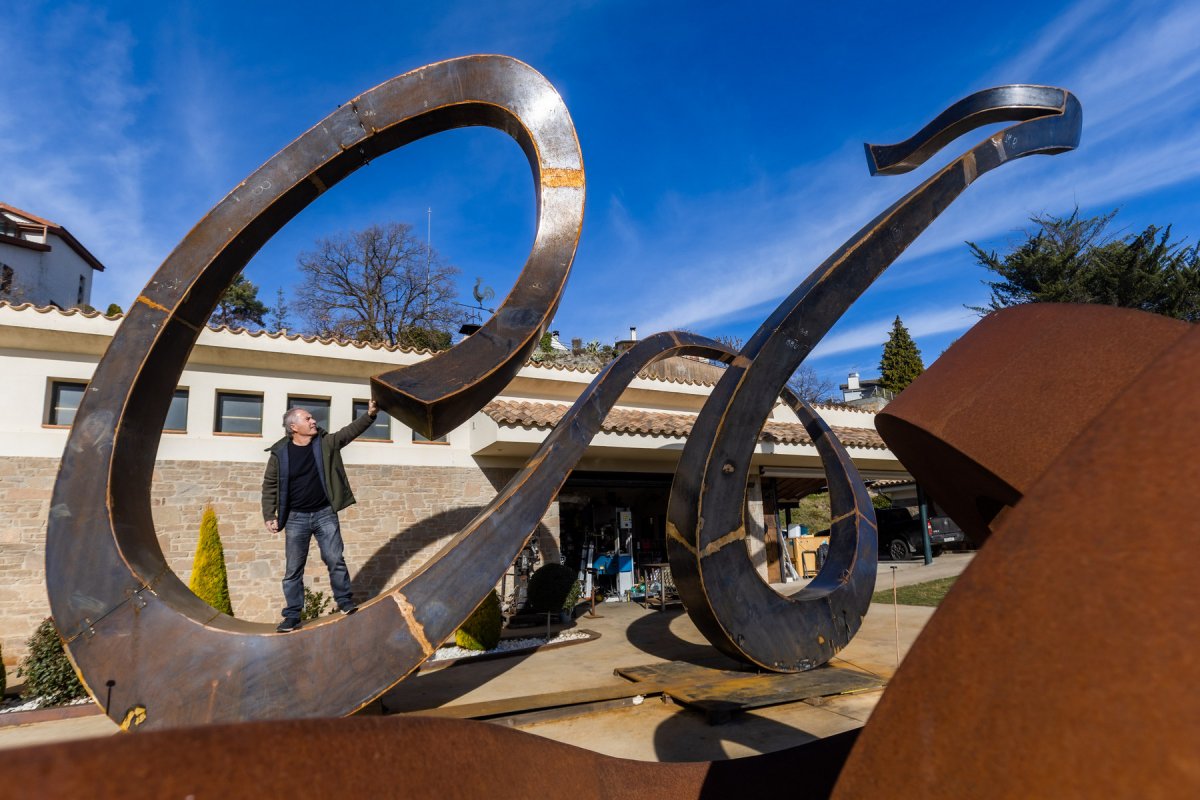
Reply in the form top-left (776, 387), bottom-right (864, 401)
top-left (787, 364), bottom-right (836, 405)
top-left (296, 222), bottom-right (461, 348)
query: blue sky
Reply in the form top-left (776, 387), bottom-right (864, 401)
top-left (4, 0), bottom-right (1200, 389)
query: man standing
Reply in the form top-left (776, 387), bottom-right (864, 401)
top-left (262, 400), bottom-right (378, 632)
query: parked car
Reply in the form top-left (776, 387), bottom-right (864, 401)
top-left (877, 506), bottom-right (965, 561)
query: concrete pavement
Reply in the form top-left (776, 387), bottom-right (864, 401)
top-left (0, 553), bottom-right (973, 760)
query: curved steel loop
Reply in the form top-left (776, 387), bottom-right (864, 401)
top-left (50, 325), bottom-right (731, 727)
top-left (666, 85), bottom-right (1082, 670)
top-left (45, 55), bottom-right (582, 728)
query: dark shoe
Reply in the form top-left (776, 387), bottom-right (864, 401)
top-left (276, 617), bottom-right (302, 633)
top-left (339, 604), bottom-right (358, 616)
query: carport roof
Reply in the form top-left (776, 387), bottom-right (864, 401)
top-left (482, 399), bottom-right (886, 450)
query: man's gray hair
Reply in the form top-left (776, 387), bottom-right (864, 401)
top-left (283, 407), bottom-right (306, 433)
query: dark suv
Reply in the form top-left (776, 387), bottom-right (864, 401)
top-left (877, 506), bottom-right (964, 560)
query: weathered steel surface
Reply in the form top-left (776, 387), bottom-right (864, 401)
top-left (44, 60), bottom-right (1082, 740)
top-left (665, 85), bottom-right (1082, 671)
top-left (44, 55), bottom-right (587, 729)
top-left (875, 303), bottom-right (1189, 542)
top-left (0, 715), bottom-right (860, 799)
top-left (616, 660), bottom-right (882, 724)
top-left (835, 310), bottom-right (1200, 798)
top-left (49, 297), bottom-right (740, 727)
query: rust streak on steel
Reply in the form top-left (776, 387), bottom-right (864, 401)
top-left (392, 593), bottom-right (434, 657)
top-left (666, 84), bottom-right (1081, 672)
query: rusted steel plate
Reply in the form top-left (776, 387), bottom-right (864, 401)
top-left (616, 660), bottom-right (882, 724)
top-left (835, 315), bottom-right (1200, 798)
top-left (666, 85), bottom-right (1082, 672)
top-left (875, 303), bottom-right (1189, 543)
top-left (0, 714), bottom-right (861, 800)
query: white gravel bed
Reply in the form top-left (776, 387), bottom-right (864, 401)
top-left (428, 630), bottom-right (592, 663)
top-left (0, 695), bottom-right (91, 715)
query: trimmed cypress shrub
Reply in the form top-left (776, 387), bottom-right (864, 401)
top-left (527, 563), bottom-right (576, 614)
top-left (189, 506), bottom-right (234, 616)
top-left (17, 618), bottom-right (85, 707)
top-left (455, 590), bottom-right (502, 651)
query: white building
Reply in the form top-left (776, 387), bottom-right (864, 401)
top-left (0, 301), bottom-right (908, 666)
top-left (0, 203), bottom-right (106, 309)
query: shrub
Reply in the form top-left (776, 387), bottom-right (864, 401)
top-left (564, 580), bottom-right (583, 613)
top-left (455, 590), bottom-right (502, 651)
top-left (526, 563), bottom-right (576, 614)
top-left (18, 618), bottom-right (85, 707)
top-left (301, 586), bottom-right (332, 621)
top-left (189, 506), bottom-right (234, 616)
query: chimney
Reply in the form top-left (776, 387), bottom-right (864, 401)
top-left (615, 325), bottom-right (639, 355)
top-left (847, 372), bottom-right (861, 391)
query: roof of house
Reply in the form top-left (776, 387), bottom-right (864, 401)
top-left (482, 399), bottom-right (886, 449)
top-left (0, 301), bottom-right (873, 405)
top-left (0, 202), bottom-right (107, 272)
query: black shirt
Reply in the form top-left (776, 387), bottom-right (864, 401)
top-left (287, 440), bottom-right (328, 512)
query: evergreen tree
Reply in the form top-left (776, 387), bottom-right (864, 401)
top-left (17, 618), bottom-right (85, 707)
top-left (969, 209), bottom-right (1200, 320)
top-left (879, 316), bottom-right (925, 394)
top-left (268, 287), bottom-right (291, 332)
top-left (211, 273), bottom-right (268, 329)
top-left (189, 506), bottom-right (234, 616)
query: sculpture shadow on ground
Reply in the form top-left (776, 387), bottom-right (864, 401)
top-left (350, 503), bottom-right (557, 601)
top-left (623, 607), bottom-right (748, 669)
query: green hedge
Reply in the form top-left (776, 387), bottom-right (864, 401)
top-left (527, 563), bottom-right (576, 614)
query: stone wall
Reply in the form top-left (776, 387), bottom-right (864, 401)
top-left (0, 457), bottom-right (558, 668)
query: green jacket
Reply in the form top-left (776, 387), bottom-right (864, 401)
top-left (261, 413), bottom-right (375, 528)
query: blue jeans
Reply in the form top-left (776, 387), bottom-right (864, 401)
top-left (281, 506), bottom-right (354, 619)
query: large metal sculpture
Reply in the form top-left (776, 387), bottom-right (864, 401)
top-left (44, 55), bottom-right (1080, 738)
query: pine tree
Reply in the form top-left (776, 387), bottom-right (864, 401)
top-left (189, 506), bottom-right (234, 616)
top-left (268, 287), bottom-right (291, 332)
top-left (879, 316), bottom-right (925, 395)
top-left (210, 273), bottom-right (268, 329)
top-left (968, 209), bottom-right (1200, 320)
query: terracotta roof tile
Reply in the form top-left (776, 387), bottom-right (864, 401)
top-left (483, 399), bottom-right (885, 450)
top-left (0, 301), bottom-right (436, 354)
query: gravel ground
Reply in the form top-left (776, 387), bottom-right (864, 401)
top-left (428, 631), bottom-right (592, 663)
top-left (0, 696), bottom-right (91, 715)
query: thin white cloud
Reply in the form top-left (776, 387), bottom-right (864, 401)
top-left (809, 307), bottom-right (978, 360)
top-left (0, 5), bottom-right (161, 306)
top-left (582, 0), bottom-right (1200, 340)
